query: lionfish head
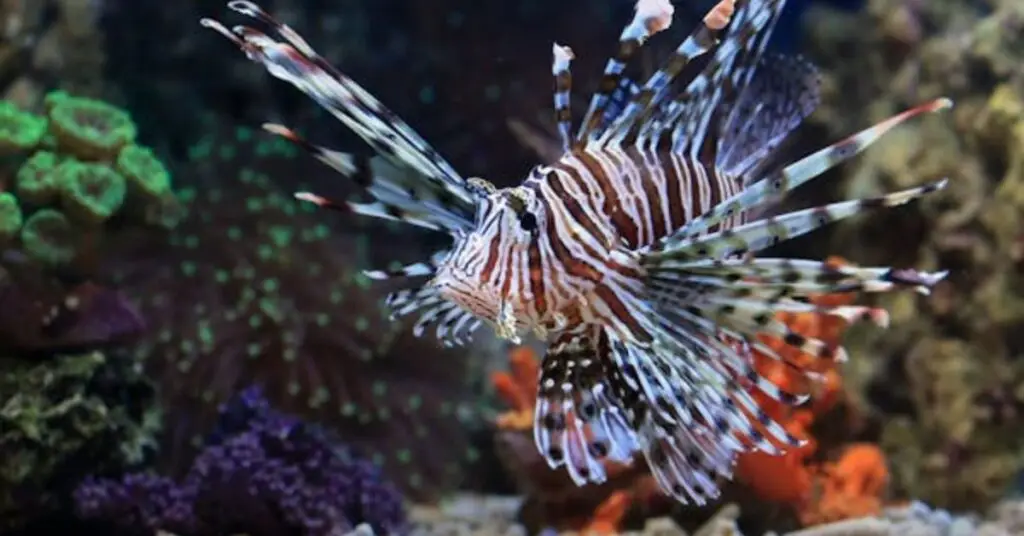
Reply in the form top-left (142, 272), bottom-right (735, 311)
top-left (429, 182), bottom-right (543, 329)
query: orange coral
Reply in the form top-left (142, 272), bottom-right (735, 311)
top-left (736, 257), bottom-right (889, 525)
top-left (492, 346), bottom-right (539, 431)
top-left (492, 347), bottom-right (655, 533)
top-left (798, 444), bottom-right (888, 526)
top-left (580, 491), bottom-right (633, 534)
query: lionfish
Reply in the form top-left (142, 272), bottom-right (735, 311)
top-left (203, 0), bottom-right (949, 504)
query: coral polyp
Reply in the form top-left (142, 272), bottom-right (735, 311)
top-left (0, 101), bottom-right (47, 154)
top-left (45, 92), bottom-right (137, 160)
top-left (54, 160), bottom-right (128, 225)
top-left (116, 144), bottom-right (173, 205)
top-left (21, 209), bottom-right (81, 267)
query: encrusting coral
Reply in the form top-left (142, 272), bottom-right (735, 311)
top-left (0, 349), bottom-right (161, 532)
top-left (74, 387), bottom-right (407, 536)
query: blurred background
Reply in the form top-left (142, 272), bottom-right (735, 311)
top-left (1, 0), bottom-right (1023, 534)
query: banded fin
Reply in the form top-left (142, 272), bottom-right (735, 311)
top-left (668, 0), bottom-right (788, 161)
top-left (364, 249), bottom-right (452, 281)
top-left (650, 179), bottom-right (948, 262)
top-left (533, 328), bottom-right (637, 487)
top-left (551, 44), bottom-right (575, 154)
top-left (601, 78), bottom-right (641, 132)
top-left (294, 192), bottom-right (452, 232)
top-left (598, 0), bottom-right (738, 146)
top-left (385, 287), bottom-right (480, 347)
top-left (575, 0), bottom-right (680, 144)
top-left (201, 1), bottom-right (483, 230)
top-left (639, 253), bottom-right (946, 401)
top-left (604, 331), bottom-right (801, 504)
top-left (659, 97), bottom-right (954, 243)
top-left (263, 125), bottom-right (475, 233)
top-left (532, 324), bottom-right (805, 504)
top-left (650, 257), bottom-right (946, 297)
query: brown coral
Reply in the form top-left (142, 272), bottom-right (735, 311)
top-left (803, 0), bottom-right (1024, 511)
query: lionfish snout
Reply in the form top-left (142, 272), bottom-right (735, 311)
top-left (431, 251), bottom-right (535, 343)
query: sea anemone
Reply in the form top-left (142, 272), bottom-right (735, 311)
top-left (105, 116), bottom-right (490, 500)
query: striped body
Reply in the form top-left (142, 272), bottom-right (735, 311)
top-left (434, 149), bottom-right (744, 344)
top-left (206, 0), bottom-right (952, 506)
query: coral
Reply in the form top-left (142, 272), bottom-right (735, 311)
top-left (0, 92), bottom-right (180, 271)
top-left (46, 91), bottom-right (137, 160)
top-left (0, 101), bottom-right (47, 153)
top-left (75, 387), bottom-right (407, 536)
top-left (20, 208), bottom-right (81, 266)
top-left (0, 192), bottom-right (24, 241)
top-left (116, 144), bottom-right (173, 205)
top-left (16, 151), bottom-right (63, 206)
top-left (55, 160), bottom-right (128, 224)
top-left (0, 349), bottom-right (160, 531)
top-left (102, 117), bottom-right (492, 500)
top-left (801, 0), bottom-right (1024, 511)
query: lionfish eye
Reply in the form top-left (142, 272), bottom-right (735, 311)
top-left (519, 211), bottom-right (538, 232)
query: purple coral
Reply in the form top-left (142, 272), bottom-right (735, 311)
top-left (74, 387), bottom-right (407, 536)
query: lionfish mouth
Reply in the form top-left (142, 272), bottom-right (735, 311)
top-left (430, 268), bottom-right (527, 342)
top-left (430, 269), bottom-right (498, 318)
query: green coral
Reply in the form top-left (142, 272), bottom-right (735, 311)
top-left (0, 91), bottom-right (183, 271)
top-left (15, 151), bottom-right (63, 206)
top-left (54, 159), bottom-right (127, 225)
top-left (117, 144), bottom-right (172, 202)
top-left (0, 101), bottom-right (47, 154)
top-left (0, 193), bottom-right (23, 241)
top-left (21, 209), bottom-right (81, 266)
top-left (45, 91), bottom-right (137, 160)
top-left (0, 351), bottom-right (161, 531)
